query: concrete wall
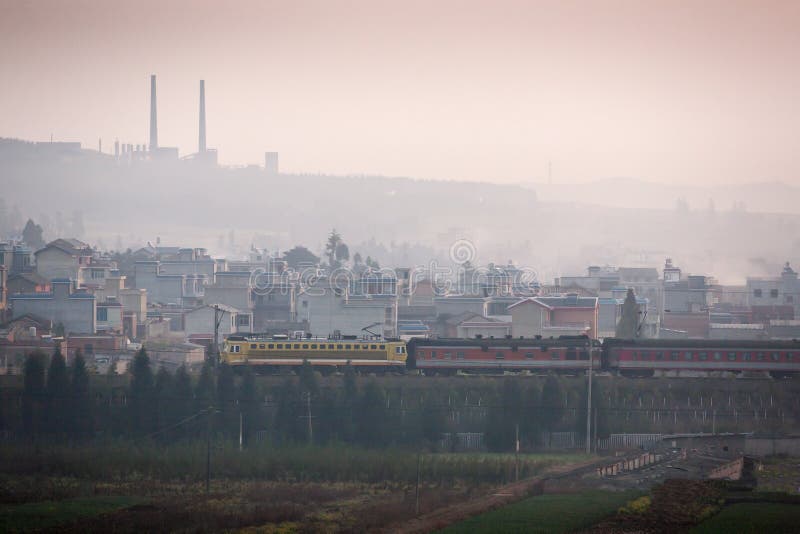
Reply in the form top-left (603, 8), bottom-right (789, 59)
top-left (10, 281), bottom-right (96, 334)
top-left (510, 303), bottom-right (547, 338)
top-left (35, 248), bottom-right (78, 281)
top-left (745, 437), bottom-right (800, 457)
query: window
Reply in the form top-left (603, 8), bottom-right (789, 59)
top-left (655, 351), bottom-right (664, 361)
top-left (525, 352), bottom-right (535, 359)
top-left (444, 352), bottom-right (452, 359)
top-left (580, 350), bottom-right (590, 361)
top-left (337, 344), bottom-right (343, 349)
top-left (354, 345), bottom-right (360, 350)
top-left (268, 344), bottom-right (274, 349)
top-left (302, 300), bottom-right (308, 308)
top-left (328, 344), bottom-right (334, 349)
top-left (302, 344), bottom-right (309, 349)
top-left (259, 344), bottom-right (265, 349)
top-left (771, 289), bottom-right (779, 298)
top-left (727, 352), bottom-right (737, 361)
top-left (345, 344), bottom-right (352, 349)
top-left (713, 352), bottom-right (721, 361)
top-left (788, 353), bottom-right (794, 361)
top-left (772, 352), bottom-right (780, 361)
top-left (84, 344), bottom-right (94, 354)
top-left (457, 351), bottom-right (465, 360)
top-left (699, 352), bottom-right (708, 360)
top-left (551, 351), bottom-right (560, 360)
top-left (380, 344), bottom-right (386, 350)
top-left (370, 345), bottom-right (377, 350)
top-left (495, 351), bottom-right (505, 359)
top-left (237, 315), bottom-right (250, 326)
top-left (311, 344), bottom-right (317, 349)
top-left (395, 347), bottom-right (403, 354)
top-left (431, 351), bottom-right (437, 359)
top-left (294, 344), bottom-right (300, 349)
top-left (230, 345), bottom-right (240, 353)
top-left (670, 351), bottom-right (680, 361)
top-left (97, 307), bottom-right (108, 322)
top-left (276, 344), bottom-right (283, 349)
top-left (743, 352), bottom-right (751, 361)
top-left (684, 351), bottom-right (693, 361)
top-left (757, 352), bottom-right (765, 361)
top-left (754, 289), bottom-right (762, 298)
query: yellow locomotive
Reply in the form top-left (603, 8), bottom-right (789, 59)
top-left (221, 334), bottom-right (407, 372)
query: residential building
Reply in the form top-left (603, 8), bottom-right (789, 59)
top-left (509, 294), bottom-right (599, 338)
top-left (747, 262), bottom-right (800, 318)
top-left (184, 304), bottom-right (253, 339)
top-left (9, 278), bottom-right (96, 334)
top-left (6, 272), bottom-right (50, 295)
top-left (34, 238), bottom-right (93, 281)
top-left (203, 271), bottom-right (253, 311)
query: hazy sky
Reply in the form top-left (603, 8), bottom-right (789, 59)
top-left (1, 0), bottom-right (799, 185)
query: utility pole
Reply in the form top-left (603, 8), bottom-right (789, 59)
top-left (515, 423), bottom-right (520, 482)
top-left (239, 411), bottom-right (243, 452)
top-left (206, 406), bottom-right (212, 494)
top-left (306, 391), bottom-right (313, 445)
top-left (586, 343), bottom-right (593, 455)
top-left (415, 451), bottom-right (422, 516)
top-left (212, 304), bottom-right (221, 368)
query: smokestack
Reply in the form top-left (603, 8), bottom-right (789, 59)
top-left (149, 74), bottom-right (158, 150)
top-left (199, 80), bottom-right (206, 153)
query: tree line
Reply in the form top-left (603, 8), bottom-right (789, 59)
top-left (3, 348), bottom-right (608, 451)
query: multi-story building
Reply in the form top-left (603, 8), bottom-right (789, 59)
top-left (747, 262), bottom-right (800, 318)
top-left (9, 278), bottom-right (96, 334)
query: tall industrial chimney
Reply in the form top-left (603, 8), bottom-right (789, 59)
top-left (149, 74), bottom-right (158, 151)
top-left (199, 80), bottom-right (206, 153)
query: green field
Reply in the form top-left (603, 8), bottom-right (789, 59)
top-left (0, 496), bottom-right (144, 532)
top-left (692, 502), bottom-right (800, 533)
top-left (440, 490), bottom-right (641, 534)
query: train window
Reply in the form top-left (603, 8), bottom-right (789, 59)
top-left (353, 345), bottom-right (359, 350)
top-left (551, 351), bottom-right (560, 360)
top-left (699, 352), bottom-right (708, 360)
top-left (337, 344), bottom-right (344, 349)
top-left (396, 347), bottom-right (403, 354)
top-left (788, 353), bottom-right (795, 361)
top-left (230, 345), bottom-right (240, 353)
top-left (566, 348), bottom-right (577, 360)
top-left (418, 351), bottom-right (425, 358)
top-left (728, 352), bottom-right (737, 361)
top-left (276, 344), bottom-right (283, 349)
top-left (757, 352), bottom-right (765, 361)
top-left (456, 351), bottom-right (465, 360)
top-left (250, 344), bottom-right (257, 349)
top-left (311, 344), bottom-right (317, 349)
top-left (444, 352), bottom-right (452, 359)
top-left (328, 344), bottom-right (334, 349)
top-left (268, 344), bottom-right (274, 349)
top-left (259, 344), bottom-right (266, 349)
top-left (525, 352), bottom-right (535, 359)
top-left (580, 350), bottom-right (590, 361)
top-left (670, 351), bottom-right (679, 361)
top-left (655, 352), bottom-right (664, 361)
top-left (380, 345), bottom-right (386, 350)
top-left (743, 352), bottom-right (751, 361)
top-left (302, 344), bottom-right (309, 349)
top-left (345, 344), bottom-right (351, 349)
top-left (431, 351), bottom-right (437, 359)
top-left (713, 352), bottom-right (721, 361)
top-left (370, 345), bottom-right (377, 350)
top-left (684, 352), bottom-right (693, 361)
top-left (294, 344), bottom-right (301, 349)
top-left (772, 352), bottom-right (780, 361)
top-left (495, 352), bottom-right (505, 359)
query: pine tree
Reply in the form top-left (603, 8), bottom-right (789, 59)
top-left (129, 348), bottom-right (155, 436)
top-left (216, 363), bottom-right (236, 437)
top-left (540, 374), bottom-right (563, 437)
top-left (195, 361), bottom-right (216, 413)
top-left (238, 365), bottom-right (260, 445)
top-left (22, 351), bottom-right (46, 438)
top-left (341, 363), bottom-right (358, 443)
top-left (172, 365), bottom-right (194, 439)
top-left (154, 366), bottom-right (174, 435)
top-left (615, 288), bottom-right (640, 338)
top-left (298, 360), bottom-right (319, 397)
top-left (70, 350), bottom-right (92, 439)
top-left (357, 381), bottom-right (388, 448)
top-left (45, 348), bottom-right (69, 435)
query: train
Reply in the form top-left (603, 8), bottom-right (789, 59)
top-left (221, 333), bottom-right (800, 378)
top-left (408, 336), bottom-right (800, 378)
top-left (221, 333), bottom-right (407, 372)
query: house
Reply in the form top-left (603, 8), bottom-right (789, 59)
top-left (183, 304), bottom-right (253, 339)
top-left (509, 294), bottom-right (599, 339)
top-left (139, 342), bottom-right (205, 371)
top-left (0, 315), bottom-right (63, 374)
top-left (34, 238), bottom-right (93, 281)
top-left (134, 261), bottom-right (187, 305)
top-left (203, 271), bottom-right (253, 311)
top-left (0, 266), bottom-right (5, 319)
top-left (747, 262), bottom-right (800, 318)
top-left (96, 299), bottom-right (124, 333)
top-left (661, 311), bottom-right (710, 338)
top-left (9, 278), bottom-right (96, 334)
top-left (451, 312), bottom-right (511, 339)
top-left (0, 241), bottom-right (34, 275)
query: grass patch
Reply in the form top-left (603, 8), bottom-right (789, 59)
top-left (440, 490), bottom-right (641, 534)
top-left (691, 502), bottom-right (800, 533)
top-left (0, 496), bottom-right (144, 532)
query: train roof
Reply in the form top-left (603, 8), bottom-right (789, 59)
top-left (406, 336), bottom-right (597, 347)
top-left (603, 338), bottom-right (800, 349)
